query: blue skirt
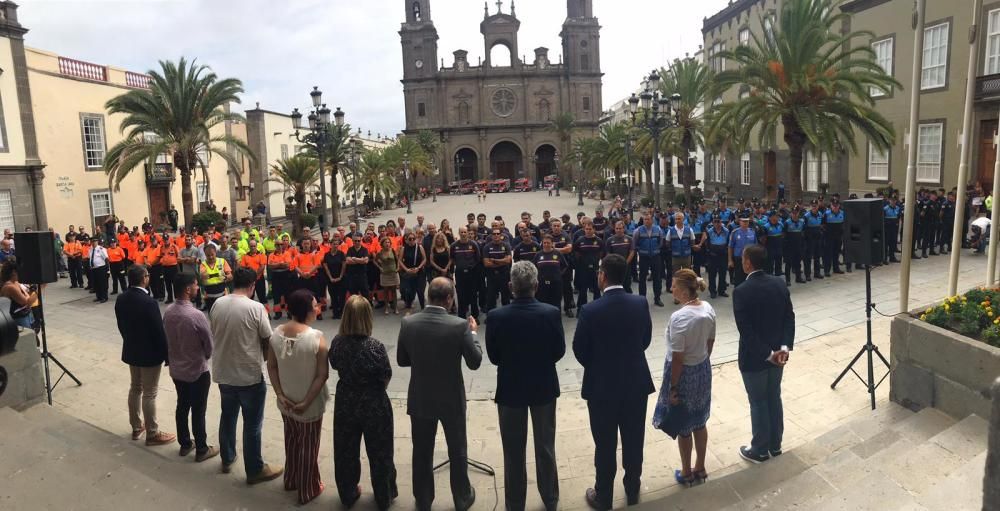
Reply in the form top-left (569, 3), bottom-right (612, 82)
top-left (652, 357), bottom-right (712, 437)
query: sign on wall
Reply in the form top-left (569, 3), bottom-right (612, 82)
top-left (56, 176), bottom-right (75, 198)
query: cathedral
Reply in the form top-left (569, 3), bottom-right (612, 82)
top-left (400, 0), bottom-right (603, 186)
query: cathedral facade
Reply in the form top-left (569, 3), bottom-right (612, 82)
top-left (400, 0), bottom-right (602, 186)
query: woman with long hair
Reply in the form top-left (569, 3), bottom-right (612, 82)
top-left (0, 258), bottom-right (40, 329)
top-left (439, 219), bottom-right (455, 245)
top-left (653, 269), bottom-right (715, 487)
top-left (374, 237), bottom-right (400, 315)
top-left (266, 289), bottom-right (330, 505)
top-left (428, 232), bottom-right (452, 279)
top-left (328, 295), bottom-right (397, 510)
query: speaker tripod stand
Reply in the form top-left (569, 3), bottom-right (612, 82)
top-left (37, 287), bottom-right (81, 404)
top-left (831, 264), bottom-right (890, 410)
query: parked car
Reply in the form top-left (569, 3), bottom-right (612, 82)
top-left (514, 178), bottom-right (532, 192)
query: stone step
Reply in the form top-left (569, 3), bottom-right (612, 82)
top-left (926, 414), bottom-right (989, 461)
top-left (916, 450), bottom-right (988, 510)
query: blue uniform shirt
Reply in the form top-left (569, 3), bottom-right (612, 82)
top-left (884, 204), bottom-right (900, 219)
top-left (824, 209), bottom-right (845, 224)
top-left (785, 218), bottom-right (805, 233)
top-left (707, 226), bottom-right (729, 246)
top-left (729, 227), bottom-right (757, 257)
top-left (632, 224), bottom-right (664, 256)
top-left (765, 221), bottom-right (784, 238)
top-left (804, 211), bottom-right (824, 228)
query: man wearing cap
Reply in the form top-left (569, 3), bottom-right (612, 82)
top-left (784, 208), bottom-right (807, 284)
top-left (762, 210), bottom-right (785, 278)
top-left (883, 196), bottom-right (901, 263)
top-left (483, 228), bottom-right (513, 313)
top-left (632, 212), bottom-right (665, 307)
top-left (728, 216), bottom-right (758, 287)
top-left (822, 200), bottom-right (845, 276)
top-left (803, 201), bottom-right (824, 281)
top-left (703, 216), bottom-right (730, 298)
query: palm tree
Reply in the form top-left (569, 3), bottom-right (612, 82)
top-left (660, 57), bottom-right (716, 198)
top-left (709, 0), bottom-right (899, 201)
top-left (104, 58), bottom-right (253, 227)
top-left (346, 148), bottom-right (400, 210)
top-left (547, 112), bottom-right (576, 185)
top-left (416, 130), bottom-right (443, 189)
top-left (266, 155), bottom-right (319, 236)
top-left (298, 123), bottom-right (353, 227)
top-left (577, 123), bottom-right (642, 197)
top-left (384, 137), bottom-right (431, 207)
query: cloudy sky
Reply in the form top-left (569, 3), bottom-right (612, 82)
top-left (21, 0), bottom-right (730, 137)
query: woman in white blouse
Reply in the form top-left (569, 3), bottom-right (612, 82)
top-left (652, 269), bottom-right (715, 487)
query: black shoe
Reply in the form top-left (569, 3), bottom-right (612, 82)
top-left (710, 292), bottom-right (717, 299)
top-left (584, 488), bottom-right (610, 511)
top-left (912, 253), bottom-right (922, 259)
top-left (92, 298), bottom-right (101, 302)
top-left (815, 274), bottom-right (824, 279)
top-left (785, 279), bottom-right (791, 286)
top-left (769, 448), bottom-right (783, 457)
top-left (889, 258), bottom-right (899, 263)
top-left (795, 277), bottom-right (806, 284)
top-left (164, 299), bottom-right (173, 304)
top-left (718, 291), bottom-right (729, 298)
top-left (929, 251), bottom-right (939, 256)
top-left (653, 299), bottom-right (664, 307)
top-left (111, 290), bottom-right (118, 295)
top-left (458, 487), bottom-right (476, 511)
top-left (69, 285), bottom-right (78, 289)
top-left (739, 446), bottom-right (770, 464)
top-left (833, 269), bottom-right (844, 274)
top-left (626, 492), bottom-right (640, 506)
top-left (805, 275), bottom-right (812, 281)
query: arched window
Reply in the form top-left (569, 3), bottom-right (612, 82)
top-left (458, 102), bottom-right (470, 124)
top-left (490, 44), bottom-right (512, 67)
top-left (412, 2), bottom-right (422, 21)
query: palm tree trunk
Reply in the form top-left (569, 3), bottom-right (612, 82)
top-left (294, 190), bottom-right (306, 237)
top-left (330, 167), bottom-right (340, 227)
top-left (180, 168), bottom-right (194, 229)
top-left (682, 136), bottom-right (693, 199)
top-left (644, 159), bottom-right (654, 199)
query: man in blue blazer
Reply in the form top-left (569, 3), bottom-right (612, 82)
top-left (573, 254), bottom-right (654, 510)
top-left (486, 261), bottom-right (565, 511)
top-left (733, 244), bottom-right (795, 463)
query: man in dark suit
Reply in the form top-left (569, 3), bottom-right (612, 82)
top-left (733, 244), bottom-right (795, 463)
top-left (115, 264), bottom-right (175, 446)
top-left (486, 261), bottom-right (565, 511)
top-left (573, 254), bottom-right (655, 510)
top-left (398, 277), bottom-right (483, 511)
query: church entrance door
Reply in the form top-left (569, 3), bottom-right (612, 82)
top-left (490, 141), bottom-right (522, 180)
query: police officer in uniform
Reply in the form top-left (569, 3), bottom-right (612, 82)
top-left (762, 210), bottom-right (785, 278)
top-left (883, 196), bottom-right (901, 263)
top-left (573, 219), bottom-right (604, 308)
top-left (803, 201), bottom-right (825, 280)
top-left (482, 228), bottom-right (513, 312)
top-left (922, 189), bottom-right (941, 256)
top-left (728, 216), bottom-right (757, 287)
top-left (450, 226), bottom-right (482, 319)
top-left (549, 218), bottom-right (576, 317)
top-left (605, 221), bottom-right (635, 293)
top-left (823, 199), bottom-right (846, 275)
top-left (939, 190), bottom-right (956, 254)
top-left (703, 216), bottom-right (730, 298)
top-left (633, 212), bottom-right (665, 306)
top-left (784, 208), bottom-right (806, 284)
top-left (533, 235), bottom-right (566, 309)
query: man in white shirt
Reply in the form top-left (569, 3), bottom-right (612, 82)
top-left (209, 267), bottom-right (282, 484)
top-left (90, 238), bottom-right (110, 303)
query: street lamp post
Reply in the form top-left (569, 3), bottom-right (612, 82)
top-left (291, 87), bottom-right (347, 231)
top-left (576, 150), bottom-right (584, 207)
top-left (348, 138), bottom-right (360, 221)
top-left (627, 70), bottom-right (682, 210)
top-left (553, 152), bottom-right (560, 196)
top-left (403, 152), bottom-right (412, 214)
top-left (621, 114), bottom-right (634, 210)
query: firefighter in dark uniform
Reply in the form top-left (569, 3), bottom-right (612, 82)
top-left (692, 202), bottom-right (711, 276)
top-left (823, 199), bottom-right (846, 275)
top-left (803, 201), bottom-right (825, 280)
top-left (512, 227), bottom-right (541, 262)
top-left (592, 208), bottom-right (609, 237)
top-left (549, 218), bottom-right (576, 317)
top-left (784, 208), bottom-right (806, 284)
top-left (573, 219), bottom-right (604, 308)
top-left (605, 220), bottom-right (635, 293)
top-left (450, 226), bottom-right (482, 319)
top-left (658, 211), bottom-right (674, 292)
top-left (533, 235), bottom-right (566, 310)
top-left (762, 210), bottom-right (785, 278)
top-left (703, 216), bottom-right (730, 298)
top-left (939, 190), bottom-right (956, 254)
top-left (883, 196), bottom-right (901, 263)
top-left (482, 228), bottom-right (513, 312)
top-left (922, 189), bottom-right (941, 256)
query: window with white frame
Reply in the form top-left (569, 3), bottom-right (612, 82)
top-left (917, 123), bottom-right (943, 183)
top-left (197, 182), bottom-right (210, 203)
top-left (741, 153), bottom-right (751, 185)
top-left (739, 28), bottom-right (750, 46)
top-left (987, 9), bottom-right (1000, 74)
top-left (195, 144), bottom-right (209, 166)
top-left (718, 157), bottom-right (726, 183)
top-left (90, 190), bottom-right (112, 223)
top-left (868, 141), bottom-right (889, 180)
top-left (280, 144), bottom-right (289, 160)
top-left (803, 150), bottom-right (828, 192)
top-left (871, 38), bottom-right (893, 96)
top-left (0, 190), bottom-right (13, 233)
top-left (81, 114), bottom-right (106, 168)
top-left (717, 42), bottom-right (726, 72)
top-left (921, 23), bottom-right (949, 90)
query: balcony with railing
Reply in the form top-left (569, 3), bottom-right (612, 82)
top-left (145, 163), bottom-right (175, 185)
top-left (125, 71), bottom-right (151, 89)
top-left (975, 73), bottom-right (1000, 102)
top-left (57, 56), bottom-right (107, 82)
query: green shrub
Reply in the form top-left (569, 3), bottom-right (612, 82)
top-left (191, 211), bottom-right (223, 232)
top-left (299, 213), bottom-right (317, 229)
top-left (640, 197), bottom-right (654, 208)
top-left (984, 325), bottom-right (1000, 347)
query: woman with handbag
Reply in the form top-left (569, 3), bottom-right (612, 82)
top-left (652, 268), bottom-right (715, 487)
top-left (373, 237), bottom-right (400, 315)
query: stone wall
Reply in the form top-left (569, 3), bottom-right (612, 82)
top-left (0, 330), bottom-right (45, 410)
top-left (889, 313), bottom-right (1000, 420)
top-left (986, 377), bottom-right (999, 511)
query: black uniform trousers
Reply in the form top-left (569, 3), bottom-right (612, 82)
top-left (560, 266), bottom-right (575, 312)
top-left (575, 264), bottom-right (600, 308)
top-left (485, 268), bottom-right (512, 312)
top-left (537, 277), bottom-right (562, 310)
top-left (884, 219), bottom-right (899, 262)
top-left (344, 272), bottom-right (370, 301)
top-left (498, 401), bottom-right (559, 511)
top-left (327, 279), bottom-right (346, 318)
top-left (587, 394), bottom-right (648, 508)
top-left (334, 389), bottom-right (397, 510)
top-left (92, 264), bottom-right (109, 301)
top-left (692, 247), bottom-right (705, 277)
top-left (637, 253), bottom-right (663, 300)
top-left (271, 271), bottom-right (292, 312)
top-left (173, 370), bottom-right (211, 453)
top-left (731, 255), bottom-right (748, 287)
top-left (938, 218), bottom-right (954, 252)
top-left (804, 228), bottom-right (823, 278)
top-left (783, 235), bottom-right (804, 282)
top-left (149, 264), bottom-right (164, 299)
top-left (110, 261), bottom-right (127, 293)
top-left (163, 265), bottom-right (178, 302)
top-left (252, 277), bottom-right (267, 308)
top-left (922, 221), bottom-right (939, 255)
top-left (410, 413), bottom-right (473, 511)
top-left (824, 228), bottom-right (843, 274)
top-left (765, 238), bottom-right (783, 277)
top-left (68, 257), bottom-right (84, 288)
top-left (706, 245), bottom-right (728, 295)
top-left (454, 267), bottom-right (481, 318)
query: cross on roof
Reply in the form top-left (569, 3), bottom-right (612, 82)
top-left (496, 0), bottom-right (503, 13)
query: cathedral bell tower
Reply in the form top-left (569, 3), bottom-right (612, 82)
top-left (400, 0), bottom-right (439, 80)
top-left (561, 0), bottom-right (601, 75)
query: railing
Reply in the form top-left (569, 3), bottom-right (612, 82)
top-left (975, 73), bottom-right (1000, 101)
top-left (57, 56), bottom-right (107, 82)
top-left (125, 71), bottom-right (151, 89)
top-left (145, 163), bottom-right (175, 185)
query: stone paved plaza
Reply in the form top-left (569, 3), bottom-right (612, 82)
top-left (30, 193), bottom-right (998, 509)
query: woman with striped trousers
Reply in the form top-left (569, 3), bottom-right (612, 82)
top-left (265, 289), bottom-right (330, 505)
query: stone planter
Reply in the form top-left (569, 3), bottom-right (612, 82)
top-left (890, 313), bottom-right (1000, 420)
top-left (0, 331), bottom-right (45, 410)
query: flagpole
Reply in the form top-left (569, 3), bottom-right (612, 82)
top-left (900, 0), bottom-right (926, 313)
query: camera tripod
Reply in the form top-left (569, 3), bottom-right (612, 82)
top-left (37, 287), bottom-right (82, 404)
top-left (831, 264), bottom-right (890, 410)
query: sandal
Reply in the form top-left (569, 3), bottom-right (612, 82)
top-left (693, 469), bottom-right (708, 485)
top-left (674, 469), bottom-right (696, 488)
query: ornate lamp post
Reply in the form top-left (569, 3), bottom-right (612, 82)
top-left (619, 109), bottom-right (635, 210)
top-left (291, 87), bottom-right (347, 231)
top-left (627, 70), bottom-right (681, 210)
top-left (347, 138), bottom-right (360, 221)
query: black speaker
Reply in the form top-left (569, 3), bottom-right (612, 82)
top-left (844, 198), bottom-right (884, 266)
top-left (13, 231), bottom-right (59, 284)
